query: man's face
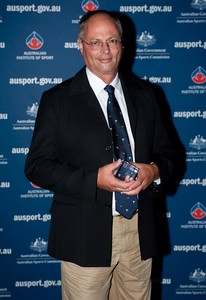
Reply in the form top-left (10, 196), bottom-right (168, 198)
top-left (78, 14), bottom-right (123, 83)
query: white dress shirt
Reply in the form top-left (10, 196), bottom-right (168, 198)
top-left (86, 68), bottom-right (136, 215)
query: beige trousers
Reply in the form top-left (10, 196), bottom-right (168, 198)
top-left (61, 213), bottom-right (152, 300)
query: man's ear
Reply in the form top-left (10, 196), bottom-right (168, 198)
top-left (77, 38), bottom-right (83, 55)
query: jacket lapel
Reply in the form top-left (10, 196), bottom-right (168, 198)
top-left (69, 67), bottom-right (109, 130)
top-left (119, 73), bottom-right (139, 138)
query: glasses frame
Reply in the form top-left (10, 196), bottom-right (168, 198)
top-left (81, 37), bottom-right (122, 51)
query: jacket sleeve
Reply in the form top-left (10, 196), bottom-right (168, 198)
top-left (148, 86), bottom-right (178, 195)
top-left (24, 90), bottom-right (98, 204)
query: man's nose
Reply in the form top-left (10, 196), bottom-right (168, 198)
top-left (102, 42), bottom-right (110, 52)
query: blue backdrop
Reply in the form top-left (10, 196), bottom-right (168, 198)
top-left (0, 0), bottom-right (206, 299)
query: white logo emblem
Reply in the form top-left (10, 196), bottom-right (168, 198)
top-left (189, 135), bottom-right (206, 150)
top-left (189, 268), bottom-right (206, 283)
top-left (136, 31), bottom-right (156, 47)
top-left (26, 102), bottom-right (39, 118)
top-left (191, 0), bottom-right (206, 11)
top-left (30, 238), bottom-right (47, 252)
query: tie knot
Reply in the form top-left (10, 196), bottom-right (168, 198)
top-left (104, 85), bottom-right (115, 95)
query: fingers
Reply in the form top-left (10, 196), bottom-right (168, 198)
top-left (98, 161), bottom-right (156, 194)
top-left (97, 159), bottom-right (124, 191)
top-left (111, 177), bottom-right (132, 192)
top-left (121, 179), bottom-right (142, 195)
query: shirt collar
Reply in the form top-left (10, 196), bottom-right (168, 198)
top-left (86, 67), bottom-right (122, 96)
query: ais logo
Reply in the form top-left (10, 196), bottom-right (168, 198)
top-left (81, 0), bottom-right (99, 12)
top-left (26, 31), bottom-right (44, 50)
top-left (190, 202), bottom-right (206, 219)
top-left (30, 182), bottom-right (40, 188)
top-left (191, 66), bottom-right (206, 84)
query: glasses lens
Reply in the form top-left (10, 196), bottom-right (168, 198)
top-left (91, 41), bottom-right (102, 50)
top-left (108, 39), bottom-right (121, 49)
top-left (85, 39), bottom-right (121, 50)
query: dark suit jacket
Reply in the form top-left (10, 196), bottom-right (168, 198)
top-left (25, 67), bottom-right (175, 267)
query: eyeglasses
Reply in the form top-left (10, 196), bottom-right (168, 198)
top-left (81, 37), bottom-right (122, 51)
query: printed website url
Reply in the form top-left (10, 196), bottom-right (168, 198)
top-left (6, 5), bottom-right (61, 13)
top-left (9, 77), bottom-right (62, 86)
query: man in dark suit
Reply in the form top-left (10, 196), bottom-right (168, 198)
top-left (25, 10), bottom-right (175, 300)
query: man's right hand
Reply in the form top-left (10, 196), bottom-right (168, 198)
top-left (97, 159), bottom-right (135, 192)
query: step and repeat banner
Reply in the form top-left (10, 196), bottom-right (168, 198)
top-left (0, 0), bottom-right (206, 299)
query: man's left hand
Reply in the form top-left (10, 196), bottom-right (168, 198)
top-left (123, 162), bottom-right (159, 195)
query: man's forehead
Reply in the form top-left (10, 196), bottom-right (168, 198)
top-left (84, 15), bottom-right (119, 35)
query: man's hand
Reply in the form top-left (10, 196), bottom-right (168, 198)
top-left (123, 162), bottom-right (160, 195)
top-left (97, 160), bottom-right (160, 195)
top-left (97, 159), bottom-right (134, 192)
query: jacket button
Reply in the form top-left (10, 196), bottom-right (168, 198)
top-left (105, 146), bottom-right (112, 151)
top-left (150, 182), bottom-right (160, 194)
top-left (105, 202), bottom-right (111, 209)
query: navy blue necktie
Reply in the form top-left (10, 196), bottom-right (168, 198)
top-left (105, 85), bottom-right (138, 219)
